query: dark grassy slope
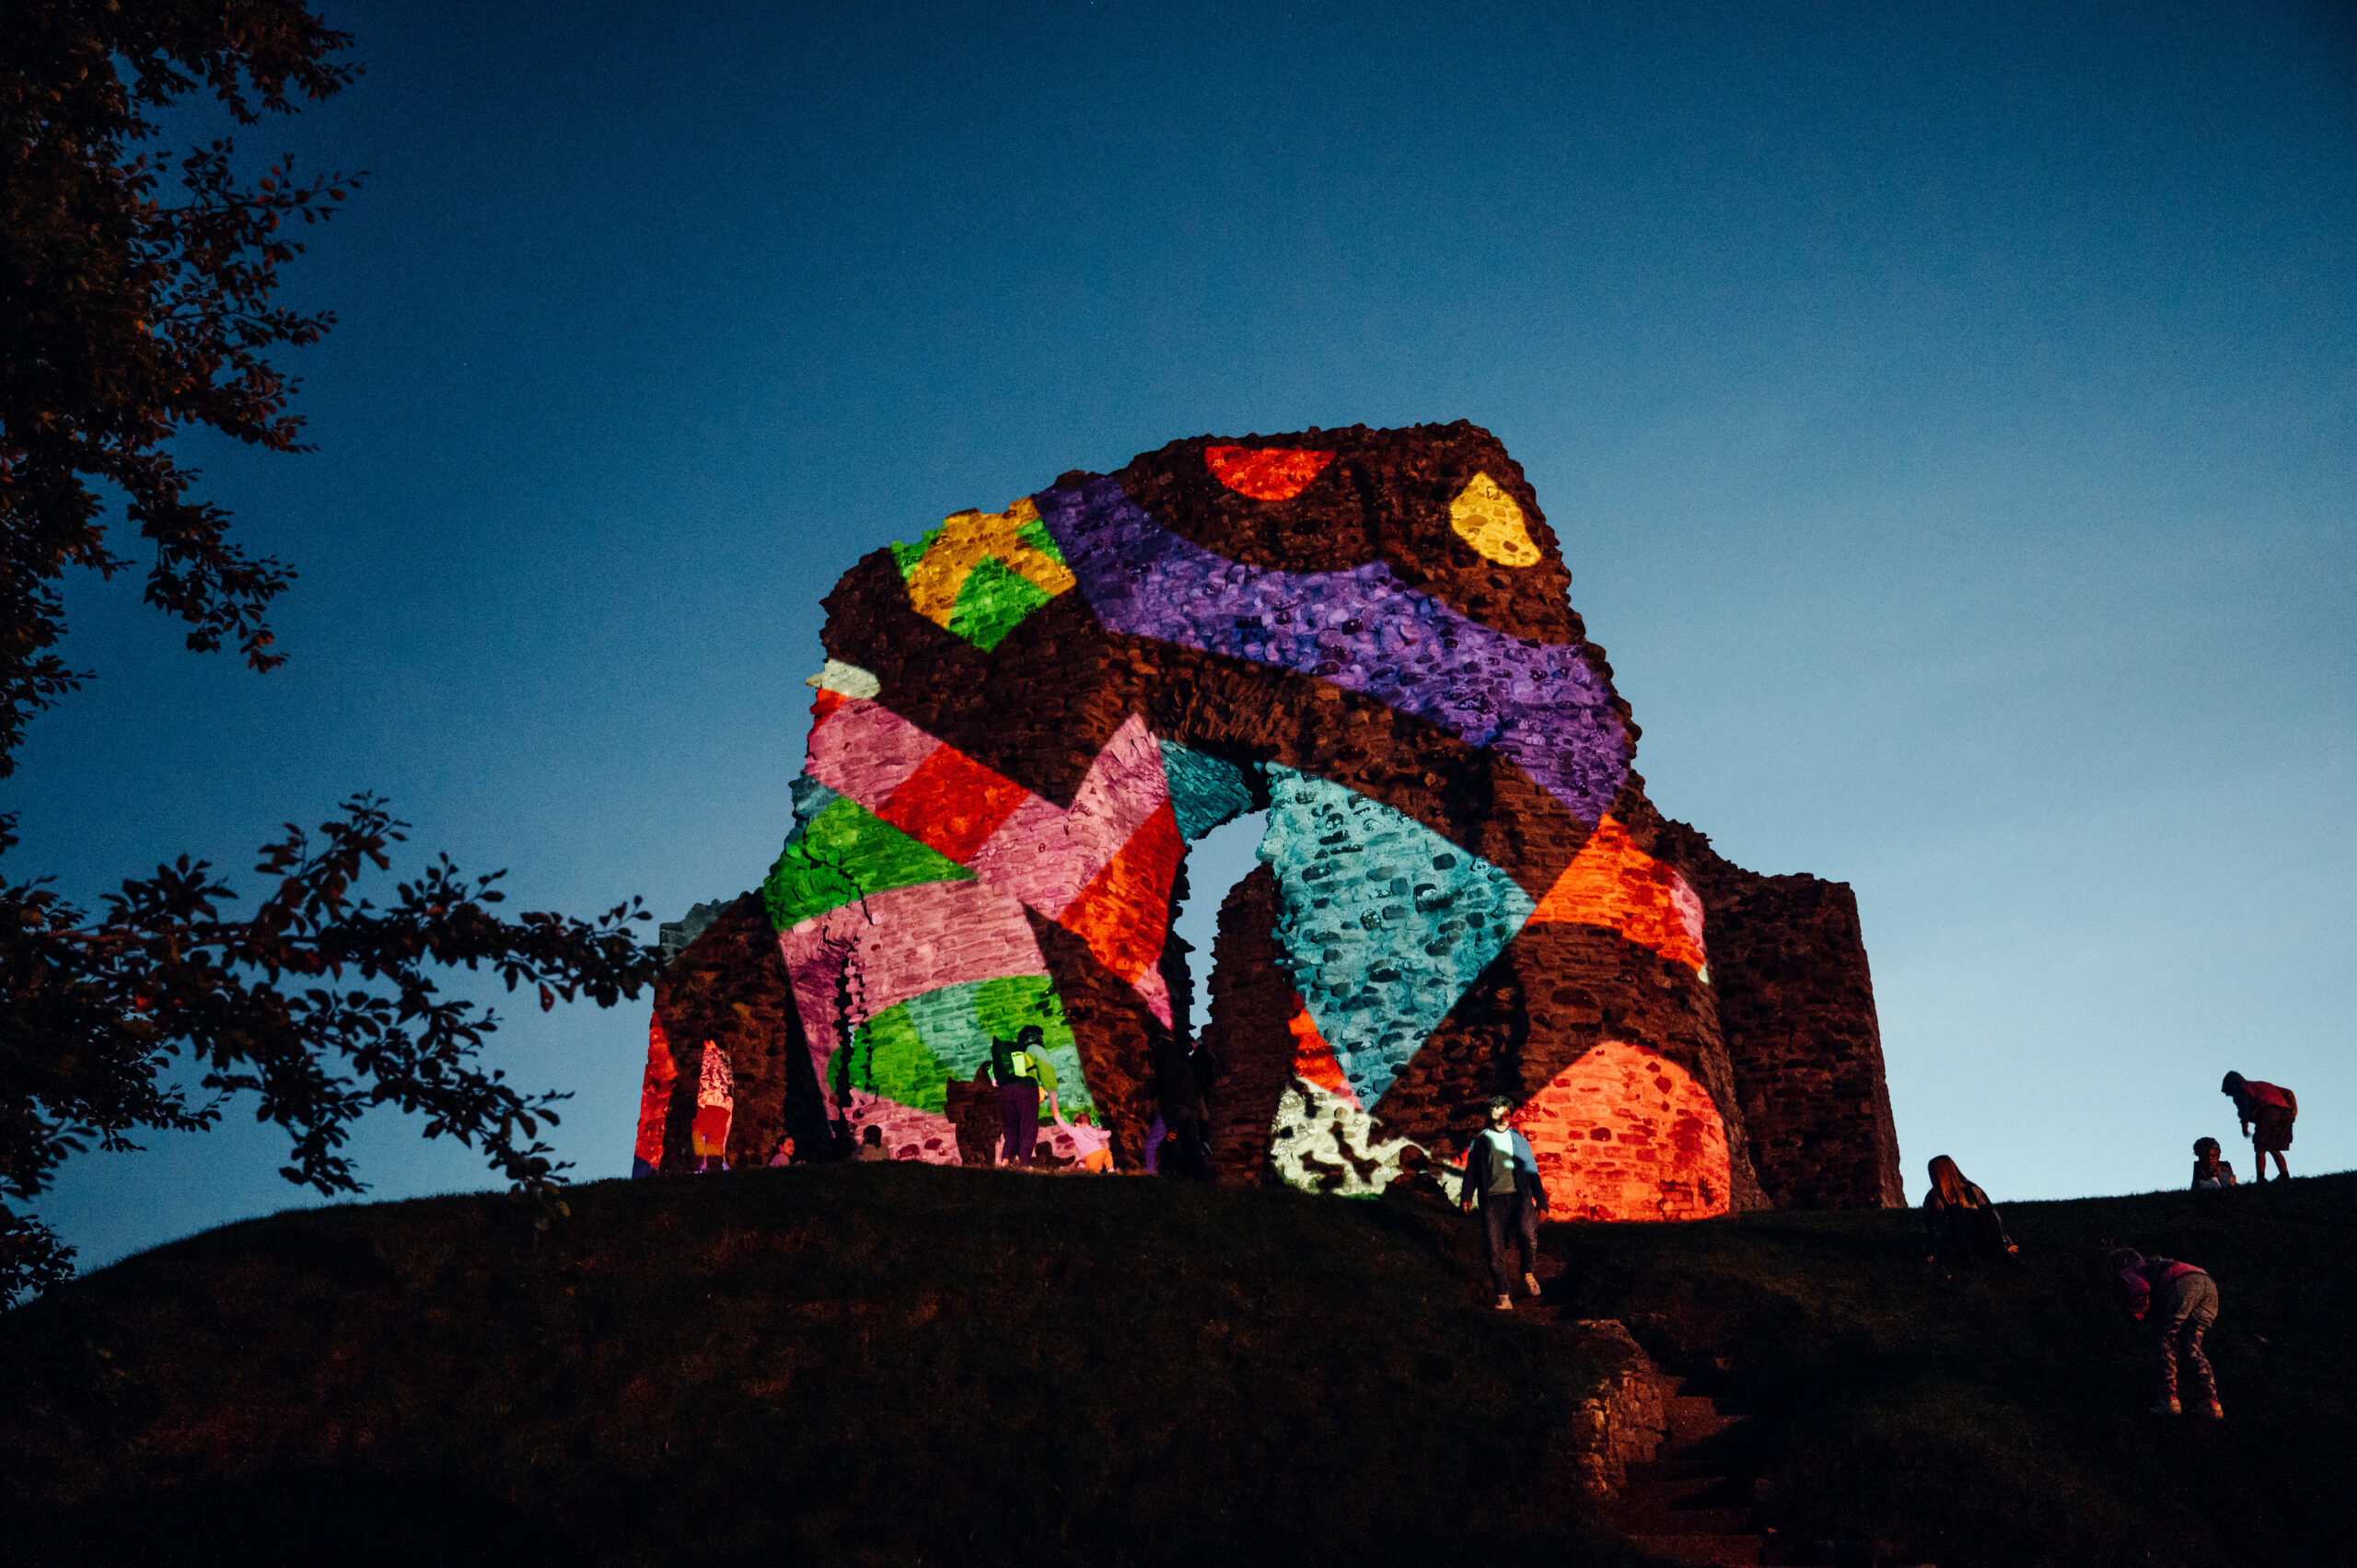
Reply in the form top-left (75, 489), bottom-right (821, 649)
top-left (0, 1168), bottom-right (1646, 1568)
top-left (5, 1170), bottom-right (2350, 1568)
top-left (1555, 1171), bottom-right (2357, 1568)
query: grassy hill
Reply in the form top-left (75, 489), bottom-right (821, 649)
top-left (3, 1166), bottom-right (2350, 1568)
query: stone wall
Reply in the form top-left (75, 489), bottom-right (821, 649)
top-left (642, 423), bottom-right (1901, 1213)
top-left (1640, 801), bottom-right (1906, 1209)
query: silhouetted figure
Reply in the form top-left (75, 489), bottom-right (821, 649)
top-left (854, 1124), bottom-right (889, 1162)
top-left (2189, 1137), bottom-right (2236, 1191)
top-left (1461, 1097), bottom-right (1549, 1310)
top-left (947, 1066), bottom-right (1002, 1167)
top-left (1153, 1031), bottom-right (1214, 1180)
top-left (1921, 1156), bottom-right (2016, 1272)
top-left (2111, 1248), bottom-right (2223, 1418)
top-left (2221, 1072), bottom-right (2297, 1183)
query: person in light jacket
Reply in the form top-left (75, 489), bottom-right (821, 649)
top-left (1460, 1096), bottom-right (1550, 1310)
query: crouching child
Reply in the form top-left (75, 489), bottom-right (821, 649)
top-left (2110, 1248), bottom-right (2223, 1419)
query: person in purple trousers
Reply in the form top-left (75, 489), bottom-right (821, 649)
top-left (987, 1025), bottom-right (1052, 1166)
top-left (2110, 1248), bottom-right (2223, 1419)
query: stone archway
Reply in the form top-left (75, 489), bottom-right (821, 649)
top-left (639, 423), bottom-right (1903, 1212)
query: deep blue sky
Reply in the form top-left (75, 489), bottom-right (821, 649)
top-left (21, 1), bottom-right (2354, 1270)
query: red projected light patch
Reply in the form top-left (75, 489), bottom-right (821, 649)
top-left (1205, 445), bottom-right (1336, 501)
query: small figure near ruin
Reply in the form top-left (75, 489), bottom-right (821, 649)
top-left (2111, 1248), bottom-right (2223, 1419)
top-left (2189, 1137), bottom-right (2236, 1191)
top-left (1048, 1096), bottom-right (1115, 1172)
top-left (1921, 1156), bottom-right (2017, 1272)
top-left (2221, 1072), bottom-right (2297, 1184)
top-left (1152, 1031), bottom-right (1214, 1181)
top-left (1461, 1097), bottom-right (1550, 1310)
top-left (855, 1125), bottom-right (890, 1162)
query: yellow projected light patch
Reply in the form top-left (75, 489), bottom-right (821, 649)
top-left (901, 497), bottom-right (1077, 630)
top-left (1449, 472), bottom-right (1540, 567)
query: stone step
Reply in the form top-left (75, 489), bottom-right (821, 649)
top-left (1625, 1472), bottom-right (1729, 1507)
top-left (1626, 1456), bottom-right (1729, 1482)
top-left (1666, 1393), bottom-right (1747, 1446)
top-left (1625, 1533), bottom-right (1765, 1566)
top-left (1618, 1504), bottom-right (1756, 1536)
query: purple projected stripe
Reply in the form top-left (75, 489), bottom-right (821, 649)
top-left (1033, 477), bottom-right (1631, 823)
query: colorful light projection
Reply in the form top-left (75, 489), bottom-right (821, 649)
top-left (1511, 1041), bottom-right (1732, 1221)
top-left (1258, 765), bottom-right (1536, 1109)
top-left (632, 1014), bottom-right (678, 1179)
top-left (1529, 815), bottom-right (1709, 978)
top-left (889, 498), bottom-right (1075, 651)
top-left (691, 1040), bottom-right (734, 1167)
top-left (1032, 473), bottom-right (1633, 824)
top-left (637, 424), bottom-right (1904, 1213)
top-left (1268, 995), bottom-right (1421, 1195)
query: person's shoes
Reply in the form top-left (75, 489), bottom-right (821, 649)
top-left (1524, 1272), bottom-right (1543, 1298)
top-left (1494, 1295), bottom-right (1514, 1311)
top-left (2149, 1397), bottom-right (2181, 1416)
top-left (2200, 1400), bottom-right (2224, 1420)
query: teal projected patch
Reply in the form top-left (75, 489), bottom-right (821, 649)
top-left (1258, 765), bottom-right (1536, 1109)
top-left (762, 777), bottom-right (972, 931)
top-left (899, 976), bottom-right (1091, 1117)
top-left (1157, 741), bottom-right (1260, 842)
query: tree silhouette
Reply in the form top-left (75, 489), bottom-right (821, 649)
top-left (1, 3), bottom-right (660, 1302)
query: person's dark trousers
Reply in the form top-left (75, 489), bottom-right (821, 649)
top-left (1481, 1192), bottom-right (1538, 1296)
top-left (998, 1079), bottom-right (1039, 1163)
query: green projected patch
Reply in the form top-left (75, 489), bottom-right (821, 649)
top-left (840, 1004), bottom-right (954, 1113)
top-left (946, 553), bottom-right (1053, 652)
top-left (763, 791), bottom-right (972, 931)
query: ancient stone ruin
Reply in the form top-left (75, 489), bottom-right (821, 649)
top-left (634, 423), bottom-right (1904, 1215)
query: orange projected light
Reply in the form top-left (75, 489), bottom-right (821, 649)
top-left (1205, 445), bottom-right (1337, 501)
top-left (1286, 993), bottom-right (1361, 1109)
top-left (1529, 815), bottom-right (1707, 974)
top-left (1513, 1040), bottom-right (1730, 1221)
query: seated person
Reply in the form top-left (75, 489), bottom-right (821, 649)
top-left (2189, 1136), bottom-right (2236, 1190)
top-left (1922, 1155), bottom-right (2017, 1269)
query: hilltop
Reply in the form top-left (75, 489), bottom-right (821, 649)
top-left (4, 1167), bottom-right (2350, 1568)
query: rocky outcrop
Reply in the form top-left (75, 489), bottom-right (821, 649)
top-left (1563, 1318), bottom-right (1672, 1504)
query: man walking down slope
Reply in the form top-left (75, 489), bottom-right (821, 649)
top-left (1462, 1096), bottom-right (1550, 1310)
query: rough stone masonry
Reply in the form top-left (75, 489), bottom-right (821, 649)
top-left (634, 423), bottom-right (1904, 1215)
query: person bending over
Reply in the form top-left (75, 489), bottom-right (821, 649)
top-left (2111, 1248), bottom-right (2223, 1419)
top-left (2221, 1072), bottom-right (2297, 1184)
top-left (1461, 1096), bottom-right (1549, 1311)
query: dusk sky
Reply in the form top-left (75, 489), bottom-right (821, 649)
top-left (21, 1), bottom-right (2353, 1271)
